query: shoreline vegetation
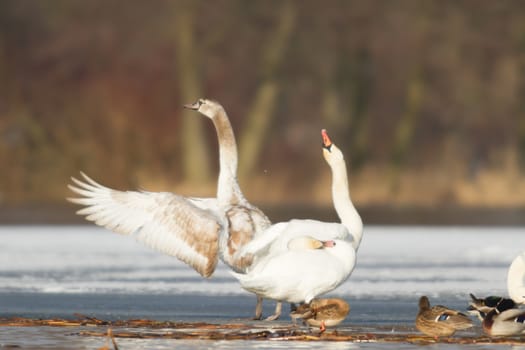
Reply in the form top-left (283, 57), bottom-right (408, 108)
top-left (1, 203), bottom-right (525, 226)
top-left (4, 2), bottom-right (525, 224)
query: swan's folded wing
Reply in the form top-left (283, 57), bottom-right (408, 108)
top-left (235, 222), bottom-right (289, 260)
top-left (67, 173), bottom-right (221, 278)
top-left (238, 219), bottom-right (351, 260)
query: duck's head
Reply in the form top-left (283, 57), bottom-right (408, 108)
top-left (321, 129), bottom-right (344, 165)
top-left (495, 298), bottom-right (516, 313)
top-left (184, 98), bottom-right (224, 119)
top-left (468, 293), bottom-right (515, 313)
top-left (418, 296), bottom-right (431, 310)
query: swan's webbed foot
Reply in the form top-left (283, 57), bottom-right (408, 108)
top-left (264, 314), bottom-right (280, 321)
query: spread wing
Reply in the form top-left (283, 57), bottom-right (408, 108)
top-left (67, 172), bottom-right (222, 278)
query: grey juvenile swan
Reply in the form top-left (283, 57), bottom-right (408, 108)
top-left (68, 98), bottom-right (280, 320)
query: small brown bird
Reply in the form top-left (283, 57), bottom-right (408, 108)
top-left (290, 298), bottom-right (350, 333)
top-left (415, 296), bottom-right (473, 337)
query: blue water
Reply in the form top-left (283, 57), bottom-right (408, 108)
top-left (1, 225), bottom-right (525, 349)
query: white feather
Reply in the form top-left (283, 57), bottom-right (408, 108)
top-left (508, 252), bottom-right (525, 304)
top-left (231, 132), bottom-right (362, 305)
top-left (68, 173), bottom-right (223, 278)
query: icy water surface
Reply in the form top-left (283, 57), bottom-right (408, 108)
top-left (1, 225), bottom-right (525, 349)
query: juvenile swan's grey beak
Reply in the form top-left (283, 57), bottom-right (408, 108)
top-left (183, 101), bottom-right (200, 110)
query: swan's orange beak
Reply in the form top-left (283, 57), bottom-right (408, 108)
top-left (322, 240), bottom-right (336, 248)
top-left (322, 129), bottom-right (332, 149)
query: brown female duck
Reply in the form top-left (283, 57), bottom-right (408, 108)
top-left (290, 298), bottom-right (350, 333)
top-left (416, 296), bottom-right (473, 337)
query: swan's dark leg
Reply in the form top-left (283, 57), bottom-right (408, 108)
top-left (290, 303), bottom-right (299, 325)
top-left (253, 295), bottom-right (263, 320)
top-left (290, 303), bottom-right (297, 312)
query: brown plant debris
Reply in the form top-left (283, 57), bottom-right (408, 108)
top-left (2, 316), bottom-right (525, 345)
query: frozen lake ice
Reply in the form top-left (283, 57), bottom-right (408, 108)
top-left (1, 225), bottom-right (522, 298)
top-left (1, 225), bottom-right (524, 349)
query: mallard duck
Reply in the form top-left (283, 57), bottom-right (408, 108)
top-left (415, 296), bottom-right (473, 337)
top-left (467, 293), bottom-right (516, 320)
top-left (482, 298), bottom-right (525, 336)
top-left (290, 298), bottom-right (350, 332)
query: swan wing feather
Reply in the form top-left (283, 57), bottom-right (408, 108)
top-left (68, 172), bottom-right (221, 277)
top-left (236, 222), bottom-right (289, 258)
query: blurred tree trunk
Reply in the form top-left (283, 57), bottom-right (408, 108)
top-left (519, 114), bottom-right (525, 171)
top-left (333, 48), bottom-right (372, 170)
top-left (173, 1), bottom-right (211, 184)
top-left (518, 28), bottom-right (525, 171)
top-left (0, 32), bottom-right (22, 202)
top-left (238, 1), bottom-right (296, 180)
top-left (347, 49), bottom-right (372, 169)
top-left (389, 69), bottom-right (424, 192)
top-left (106, 108), bottom-right (131, 182)
top-left (0, 37), bottom-right (5, 108)
top-left (321, 48), bottom-right (371, 172)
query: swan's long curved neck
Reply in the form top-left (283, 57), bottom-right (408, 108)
top-left (212, 108), bottom-right (244, 205)
top-left (331, 160), bottom-right (363, 251)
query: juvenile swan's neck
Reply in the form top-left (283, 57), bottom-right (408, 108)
top-left (330, 159), bottom-right (363, 251)
top-left (212, 108), bottom-right (244, 205)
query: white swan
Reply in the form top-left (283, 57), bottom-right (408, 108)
top-left (508, 251), bottom-right (525, 304)
top-left (68, 98), bottom-right (277, 319)
top-left (232, 129), bottom-right (363, 305)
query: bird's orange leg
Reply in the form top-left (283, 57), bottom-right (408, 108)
top-left (319, 320), bottom-right (326, 333)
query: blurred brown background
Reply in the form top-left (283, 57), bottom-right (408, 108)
top-left (2, 0), bottom-right (525, 225)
